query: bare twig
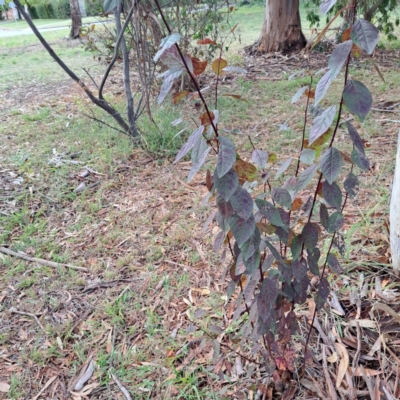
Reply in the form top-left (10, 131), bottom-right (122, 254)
top-left (9, 307), bottom-right (44, 331)
top-left (32, 376), bottom-right (58, 400)
top-left (0, 247), bottom-right (88, 272)
top-left (111, 373), bottom-right (133, 400)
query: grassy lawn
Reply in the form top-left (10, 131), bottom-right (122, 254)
top-left (0, 16), bottom-right (110, 30)
top-left (1, 4), bottom-right (400, 399)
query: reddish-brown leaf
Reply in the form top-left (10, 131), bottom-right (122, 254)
top-left (291, 198), bottom-right (303, 211)
top-left (233, 159), bottom-right (257, 182)
top-left (342, 27), bottom-right (351, 42)
top-left (206, 169), bottom-right (213, 191)
top-left (275, 357), bottom-right (287, 371)
top-left (211, 58), bottom-right (227, 75)
top-left (222, 94), bottom-right (248, 103)
top-left (200, 111), bottom-right (215, 126)
top-left (172, 91), bottom-right (189, 105)
top-left (304, 88), bottom-right (315, 99)
top-left (230, 22), bottom-right (238, 32)
top-left (190, 57), bottom-right (208, 76)
top-left (197, 38), bottom-right (217, 45)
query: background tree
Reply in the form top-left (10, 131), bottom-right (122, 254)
top-left (69, 0), bottom-right (81, 39)
top-left (247, 0), bottom-right (307, 54)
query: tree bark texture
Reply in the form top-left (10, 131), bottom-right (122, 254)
top-left (254, 0), bottom-right (306, 54)
top-left (69, 0), bottom-right (82, 39)
top-left (390, 131), bottom-right (400, 275)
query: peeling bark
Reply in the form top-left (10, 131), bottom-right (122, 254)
top-left (69, 0), bottom-right (82, 39)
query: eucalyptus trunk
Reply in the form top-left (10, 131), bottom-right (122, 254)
top-left (69, 0), bottom-right (82, 39)
top-left (252, 0), bottom-right (307, 54)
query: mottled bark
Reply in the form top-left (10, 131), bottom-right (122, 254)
top-left (69, 0), bottom-right (82, 39)
top-left (248, 0), bottom-right (306, 54)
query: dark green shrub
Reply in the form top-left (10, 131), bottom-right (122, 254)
top-left (85, 0), bottom-right (102, 16)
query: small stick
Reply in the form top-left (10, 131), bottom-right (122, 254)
top-left (9, 307), bottom-right (45, 331)
top-left (32, 376), bottom-right (58, 400)
top-left (111, 373), bottom-right (132, 400)
top-left (0, 247), bottom-right (88, 272)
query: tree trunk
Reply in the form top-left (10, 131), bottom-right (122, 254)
top-left (341, 0), bottom-right (356, 28)
top-left (248, 0), bottom-right (306, 54)
top-left (69, 0), bottom-right (82, 39)
top-left (390, 131), bottom-right (400, 276)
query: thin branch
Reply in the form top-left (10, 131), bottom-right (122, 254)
top-left (13, 0), bottom-right (130, 135)
top-left (0, 246), bottom-right (89, 272)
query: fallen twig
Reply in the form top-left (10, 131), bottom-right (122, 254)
top-left (32, 376), bottom-right (57, 400)
top-left (111, 373), bottom-right (132, 400)
top-left (9, 307), bottom-right (44, 331)
top-left (0, 247), bottom-right (88, 272)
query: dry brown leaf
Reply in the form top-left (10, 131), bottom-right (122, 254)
top-left (327, 352), bottom-right (339, 363)
top-left (335, 342), bottom-right (349, 389)
top-left (0, 382), bottom-right (10, 393)
top-left (106, 328), bottom-right (113, 353)
top-left (353, 367), bottom-right (382, 377)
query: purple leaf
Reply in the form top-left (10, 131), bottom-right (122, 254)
top-left (315, 71), bottom-right (332, 105)
top-left (275, 158), bottom-right (292, 180)
top-left (346, 122), bottom-right (365, 154)
top-left (293, 258), bottom-right (308, 282)
top-left (343, 80), bottom-right (372, 122)
top-left (154, 33), bottom-right (182, 62)
top-left (344, 172), bottom-right (359, 198)
top-left (328, 40), bottom-right (352, 80)
top-left (302, 223), bottom-right (318, 251)
top-left (241, 229), bottom-right (261, 261)
top-left (320, 0), bottom-right (337, 15)
top-left (217, 195), bottom-right (234, 218)
top-left (271, 187), bottom-right (292, 209)
top-left (315, 278), bottom-right (330, 310)
top-left (174, 125), bottom-right (205, 164)
top-left (214, 169), bottom-right (239, 201)
top-left (255, 199), bottom-right (287, 230)
top-left (351, 19), bottom-right (379, 55)
top-left (351, 149), bottom-right (370, 171)
top-left (307, 248), bottom-right (320, 275)
top-left (291, 85), bottom-right (308, 104)
top-left (328, 211), bottom-right (344, 233)
top-left (217, 137), bottom-right (236, 178)
top-left (320, 204), bottom-right (329, 231)
top-left (300, 149), bottom-right (316, 165)
top-left (229, 215), bottom-right (256, 247)
top-left (230, 187), bottom-right (254, 220)
top-left (252, 149), bottom-right (268, 169)
top-left (322, 180), bottom-right (342, 211)
top-left (187, 147), bottom-right (211, 182)
top-left (327, 253), bottom-right (342, 274)
top-left (291, 235), bottom-right (303, 261)
top-left (309, 105), bottom-right (336, 145)
top-left (258, 278), bottom-right (278, 322)
top-left (320, 147), bottom-right (343, 185)
top-left (295, 163), bottom-right (318, 193)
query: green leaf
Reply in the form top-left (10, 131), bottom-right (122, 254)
top-left (214, 168), bottom-right (239, 201)
top-left (351, 149), bottom-right (370, 171)
top-left (322, 181), bottom-right (342, 211)
top-left (328, 40), bottom-right (352, 79)
top-left (271, 187), bottom-right (292, 209)
top-left (320, 147), bottom-right (343, 185)
top-left (343, 80), bottom-right (372, 122)
top-left (344, 172), bottom-right (359, 198)
top-left (230, 187), bottom-right (254, 220)
top-left (327, 253), bottom-right (342, 274)
top-left (346, 122), bottom-right (365, 154)
top-left (296, 163), bottom-right (318, 193)
top-left (302, 223), bottom-right (318, 251)
top-left (241, 229), bottom-right (261, 261)
top-left (154, 33), bottom-right (182, 63)
top-left (229, 215), bottom-right (256, 247)
top-left (328, 211), bottom-right (344, 233)
top-left (315, 277), bottom-right (330, 310)
top-left (243, 249), bottom-right (261, 274)
top-left (103, 0), bottom-right (121, 13)
top-left (264, 240), bottom-right (285, 264)
top-left (309, 106), bottom-right (336, 145)
top-left (351, 19), bottom-right (379, 55)
top-left (217, 137), bottom-right (236, 179)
